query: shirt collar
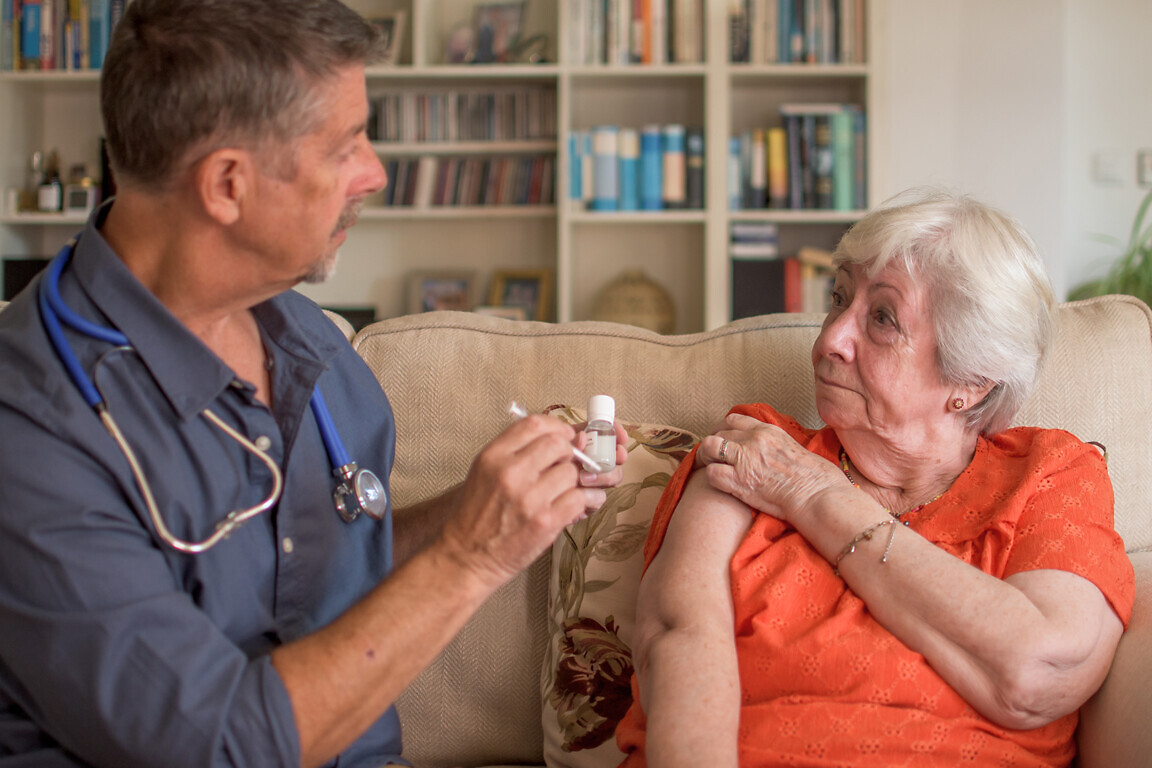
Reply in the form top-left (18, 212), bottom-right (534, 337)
top-left (70, 201), bottom-right (341, 420)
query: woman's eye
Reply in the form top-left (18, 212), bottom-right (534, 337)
top-left (830, 289), bottom-right (846, 307)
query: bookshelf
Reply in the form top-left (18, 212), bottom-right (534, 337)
top-left (0, 0), bottom-right (875, 333)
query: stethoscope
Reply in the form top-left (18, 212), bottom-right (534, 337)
top-left (38, 237), bottom-right (388, 554)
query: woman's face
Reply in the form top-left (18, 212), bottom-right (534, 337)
top-left (811, 261), bottom-right (955, 444)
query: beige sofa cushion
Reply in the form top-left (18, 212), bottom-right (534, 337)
top-left (351, 295), bottom-right (1152, 767)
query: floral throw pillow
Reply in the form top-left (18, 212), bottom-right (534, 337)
top-left (541, 405), bottom-right (698, 768)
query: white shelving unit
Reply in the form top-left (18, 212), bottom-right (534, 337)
top-left (0, 0), bottom-right (875, 332)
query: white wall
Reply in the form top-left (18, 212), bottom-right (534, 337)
top-left (1063, 0), bottom-right (1152, 294)
top-left (875, 0), bottom-right (1152, 299)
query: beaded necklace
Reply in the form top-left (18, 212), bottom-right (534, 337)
top-left (838, 447), bottom-right (941, 523)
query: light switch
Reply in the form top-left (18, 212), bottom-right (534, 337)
top-left (1139, 149), bottom-right (1152, 188)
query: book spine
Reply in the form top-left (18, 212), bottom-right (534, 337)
top-left (686, 127), bottom-right (704, 210)
top-left (748, 128), bottom-right (767, 209)
top-left (590, 125), bottom-right (619, 211)
top-left (830, 108), bottom-right (854, 211)
top-left (783, 114), bottom-right (802, 209)
top-left (784, 257), bottom-right (802, 313)
top-left (727, 136), bottom-right (741, 211)
top-left (88, 0), bottom-right (106, 68)
top-left (767, 126), bottom-right (788, 208)
top-left (618, 127), bottom-right (640, 211)
top-left (568, 131), bottom-right (584, 203)
top-left (640, 124), bottom-right (663, 210)
top-left (853, 107), bottom-right (867, 209)
top-left (661, 123), bottom-right (686, 209)
top-left (37, 0), bottom-right (51, 69)
top-left (20, 0), bottom-right (41, 70)
top-left (2, 0), bottom-right (14, 71)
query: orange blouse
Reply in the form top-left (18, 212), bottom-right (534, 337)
top-left (617, 403), bottom-right (1134, 768)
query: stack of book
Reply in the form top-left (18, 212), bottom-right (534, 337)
top-left (729, 0), bottom-right (866, 64)
top-left (370, 87), bottom-right (557, 144)
top-left (2, 0), bottom-right (125, 71)
top-left (381, 155), bottom-right (554, 209)
top-left (730, 225), bottom-right (836, 318)
top-left (569, 124), bottom-right (704, 212)
top-left (731, 102), bottom-right (865, 212)
top-left (568, 0), bottom-right (704, 66)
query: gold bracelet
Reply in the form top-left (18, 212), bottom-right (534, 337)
top-left (832, 518), bottom-right (896, 576)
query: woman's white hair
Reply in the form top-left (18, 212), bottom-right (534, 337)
top-left (833, 188), bottom-right (1056, 435)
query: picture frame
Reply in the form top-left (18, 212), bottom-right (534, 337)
top-left (408, 270), bottom-right (477, 314)
top-left (474, 304), bottom-right (527, 321)
top-left (471, 1), bottom-right (525, 64)
top-left (488, 269), bottom-right (553, 322)
top-left (369, 11), bottom-right (406, 66)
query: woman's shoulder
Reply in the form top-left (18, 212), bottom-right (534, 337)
top-left (979, 426), bottom-right (1109, 488)
top-left (730, 403), bottom-right (815, 437)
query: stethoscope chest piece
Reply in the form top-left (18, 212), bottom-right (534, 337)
top-left (332, 462), bottom-right (388, 523)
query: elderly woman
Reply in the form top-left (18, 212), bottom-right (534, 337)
top-left (615, 189), bottom-right (1135, 767)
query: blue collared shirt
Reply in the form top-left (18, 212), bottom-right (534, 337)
top-left (0, 206), bottom-right (403, 766)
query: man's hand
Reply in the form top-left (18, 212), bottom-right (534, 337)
top-left (437, 414), bottom-right (592, 589)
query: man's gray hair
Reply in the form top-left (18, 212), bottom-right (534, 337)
top-left (101, 0), bottom-right (384, 189)
top-left (833, 188), bottom-right (1056, 435)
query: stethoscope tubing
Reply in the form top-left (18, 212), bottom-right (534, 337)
top-left (37, 237), bottom-right (383, 552)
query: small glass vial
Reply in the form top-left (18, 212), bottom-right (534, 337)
top-left (584, 395), bottom-right (616, 473)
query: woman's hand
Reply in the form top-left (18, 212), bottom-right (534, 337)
top-left (574, 419), bottom-right (628, 508)
top-left (697, 412), bottom-right (849, 524)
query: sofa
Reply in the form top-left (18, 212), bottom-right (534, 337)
top-left (339, 295), bottom-right (1152, 768)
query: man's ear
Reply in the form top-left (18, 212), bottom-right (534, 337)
top-left (195, 148), bottom-right (251, 226)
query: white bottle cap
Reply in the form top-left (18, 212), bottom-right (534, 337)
top-left (587, 394), bottom-right (615, 423)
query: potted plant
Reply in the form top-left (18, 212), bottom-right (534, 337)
top-left (1068, 188), bottom-right (1152, 305)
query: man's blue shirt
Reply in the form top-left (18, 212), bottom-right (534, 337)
top-left (0, 206), bottom-right (403, 766)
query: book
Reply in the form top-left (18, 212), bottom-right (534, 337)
top-left (731, 256), bottom-right (801, 319)
top-left (20, 0), bottom-right (42, 70)
top-left (618, 127), bottom-right (640, 211)
top-left (640, 124), bottom-right (663, 210)
top-left (748, 129), bottom-right (767, 209)
top-left (767, 126), bottom-right (788, 208)
top-left (830, 107), bottom-right (855, 210)
top-left (661, 124), bottom-right (686, 209)
top-left (568, 131), bottom-right (585, 202)
top-left (727, 136), bottom-right (741, 211)
top-left (590, 125), bottom-right (619, 211)
top-left (1, 0), bottom-right (13, 71)
top-left (686, 127), bottom-right (704, 210)
top-left (89, 0), bottom-right (108, 68)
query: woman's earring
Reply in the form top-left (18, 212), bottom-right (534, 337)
top-left (951, 397), bottom-right (966, 411)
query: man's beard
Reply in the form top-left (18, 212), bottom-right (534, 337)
top-left (303, 200), bottom-right (363, 284)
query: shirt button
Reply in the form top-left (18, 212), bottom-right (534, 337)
top-left (254, 435), bottom-right (272, 451)
top-left (282, 537), bottom-right (294, 554)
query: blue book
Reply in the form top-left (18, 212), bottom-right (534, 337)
top-left (20, 1), bottom-right (41, 67)
top-left (618, 128), bottom-right (639, 212)
top-left (639, 125), bottom-right (663, 211)
top-left (590, 125), bottom-right (618, 212)
top-left (90, 0), bottom-right (110, 69)
top-left (568, 132), bottom-right (584, 202)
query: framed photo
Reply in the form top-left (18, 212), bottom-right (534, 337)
top-left (471, 1), bottom-right (525, 64)
top-left (369, 11), bottom-right (406, 66)
top-left (489, 269), bottom-right (553, 322)
top-left (474, 304), bottom-right (527, 321)
top-left (408, 270), bottom-right (476, 314)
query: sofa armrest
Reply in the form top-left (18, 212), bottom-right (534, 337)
top-left (1076, 549), bottom-right (1152, 766)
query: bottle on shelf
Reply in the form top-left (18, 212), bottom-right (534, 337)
top-left (37, 150), bottom-right (63, 213)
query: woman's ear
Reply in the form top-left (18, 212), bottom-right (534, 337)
top-left (949, 380), bottom-right (998, 413)
top-left (195, 148), bottom-right (251, 226)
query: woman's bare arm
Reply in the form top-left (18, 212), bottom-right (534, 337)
top-left (631, 471), bottom-right (754, 768)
